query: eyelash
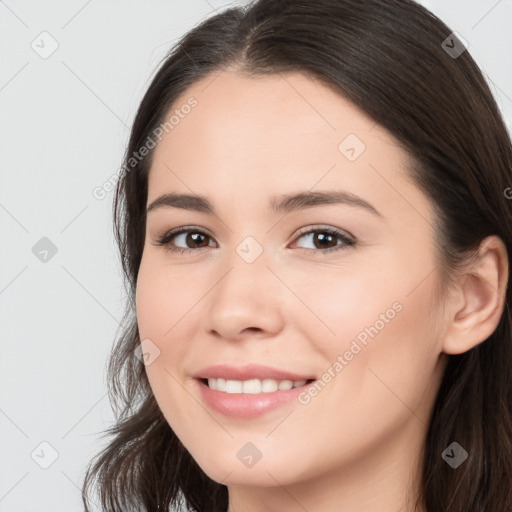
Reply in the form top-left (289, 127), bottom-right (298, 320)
top-left (154, 225), bottom-right (356, 255)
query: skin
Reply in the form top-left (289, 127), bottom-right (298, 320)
top-left (135, 69), bottom-right (508, 512)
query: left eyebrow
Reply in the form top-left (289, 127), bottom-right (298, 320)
top-left (270, 190), bottom-right (384, 219)
top-left (145, 190), bottom-right (384, 219)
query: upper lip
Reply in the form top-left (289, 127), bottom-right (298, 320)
top-left (193, 364), bottom-right (316, 381)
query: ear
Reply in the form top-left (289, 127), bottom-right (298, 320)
top-left (442, 235), bottom-right (509, 355)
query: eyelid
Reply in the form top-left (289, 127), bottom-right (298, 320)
top-left (289, 224), bottom-right (356, 253)
top-left (154, 224), bottom-right (356, 254)
top-left (152, 225), bottom-right (215, 248)
top-left (292, 224), bottom-right (355, 242)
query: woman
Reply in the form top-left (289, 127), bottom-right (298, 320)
top-left (81, 0), bottom-right (512, 510)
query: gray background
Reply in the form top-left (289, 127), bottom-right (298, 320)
top-left (1, 1), bottom-right (511, 510)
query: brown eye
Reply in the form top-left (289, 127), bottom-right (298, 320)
top-left (291, 226), bottom-right (356, 254)
top-left (155, 226), bottom-right (215, 254)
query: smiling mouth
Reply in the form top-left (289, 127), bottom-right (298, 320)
top-left (199, 377), bottom-right (316, 393)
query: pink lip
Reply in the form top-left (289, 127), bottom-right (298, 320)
top-left (194, 378), bottom-right (315, 419)
top-left (193, 363), bottom-right (315, 381)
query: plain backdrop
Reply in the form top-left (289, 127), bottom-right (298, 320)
top-left (0, 1), bottom-right (511, 511)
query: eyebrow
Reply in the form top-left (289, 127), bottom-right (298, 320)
top-left (145, 190), bottom-right (384, 219)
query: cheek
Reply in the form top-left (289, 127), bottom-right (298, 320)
top-left (277, 258), bottom-right (397, 355)
top-left (318, 268), bottom-right (441, 429)
top-left (135, 258), bottom-right (187, 393)
top-left (135, 253), bottom-right (210, 401)
top-left (134, 259), bottom-right (195, 434)
top-left (135, 254), bottom-right (200, 338)
top-left (293, 248), bottom-right (441, 404)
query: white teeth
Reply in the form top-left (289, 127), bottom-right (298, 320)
top-left (206, 377), bottom-right (309, 393)
top-left (225, 380), bottom-right (243, 393)
top-left (278, 380), bottom-right (293, 390)
top-left (242, 379), bottom-right (261, 394)
top-left (261, 379), bottom-right (278, 392)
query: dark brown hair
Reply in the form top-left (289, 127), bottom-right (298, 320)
top-left (82, 0), bottom-right (512, 510)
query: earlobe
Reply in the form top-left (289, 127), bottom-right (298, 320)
top-left (442, 235), bottom-right (509, 355)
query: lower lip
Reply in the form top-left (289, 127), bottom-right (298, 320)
top-left (195, 379), bottom-right (315, 419)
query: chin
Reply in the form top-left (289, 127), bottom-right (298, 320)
top-left (190, 448), bottom-right (307, 488)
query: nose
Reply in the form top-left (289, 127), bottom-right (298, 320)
top-left (203, 250), bottom-right (286, 342)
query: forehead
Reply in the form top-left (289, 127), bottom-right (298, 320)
top-left (147, 70), bottom-right (431, 226)
top-left (155, 69), bottom-right (381, 161)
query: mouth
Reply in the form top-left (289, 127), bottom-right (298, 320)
top-left (198, 377), bottom-right (316, 394)
top-left (195, 376), bottom-right (318, 419)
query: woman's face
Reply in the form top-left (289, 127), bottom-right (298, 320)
top-left (136, 70), bottom-right (449, 502)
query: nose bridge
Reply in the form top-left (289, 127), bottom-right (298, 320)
top-left (204, 234), bottom-right (285, 337)
top-left (218, 234), bottom-right (274, 301)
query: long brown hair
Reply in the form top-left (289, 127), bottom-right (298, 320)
top-left (81, 0), bottom-right (512, 510)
